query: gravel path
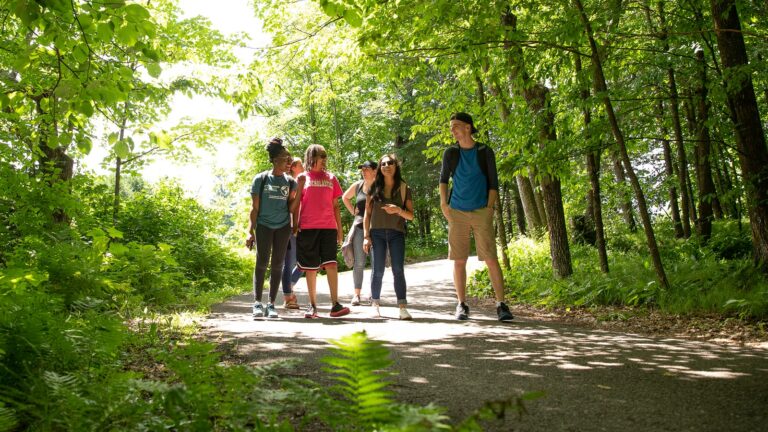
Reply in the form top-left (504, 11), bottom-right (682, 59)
top-left (202, 258), bottom-right (768, 431)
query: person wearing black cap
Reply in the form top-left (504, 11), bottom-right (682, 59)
top-left (342, 160), bottom-right (377, 305)
top-left (439, 113), bottom-right (514, 322)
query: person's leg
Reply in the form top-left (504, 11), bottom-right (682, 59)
top-left (281, 234), bottom-right (296, 295)
top-left (253, 224), bottom-right (274, 303)
top-left (351, 225), bottom-right (365, 297)
top-left (305, 270), bottom-right (317, 306)
top-left (326, 263), bottom-right (338, 303)
top-left (447, 208), bottom-right (471, 303)
top-left (369, 229), bottom-right (387, 302)
top-left (472, 207), bottom-right (505, 302)
top-left (268, 225), bottom-right (292, 304)
top-left (388, 230), bottom-right (407, 305)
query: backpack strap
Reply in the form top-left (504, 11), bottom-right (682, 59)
top-left (400, 182), bottom-right (407, 208)
top-left (256, 170), bottom-right (270, 218)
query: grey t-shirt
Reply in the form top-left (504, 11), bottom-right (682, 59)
top-left (250, 172), bottom-right (296, 229)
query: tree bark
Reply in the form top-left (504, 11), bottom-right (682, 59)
top-left (575, 0), bottom-right (669, 288)
top-left (711, 0), bottom-right (768, 270)
top-left (486, 74), bottom-right (544, 232)
top-left (656, 99), bottom-right (684, 238)
top-left (693, 49), bottom-right (717, 240)
top-left (658, 1), bottom-right (692, 238)
top-left (576, 54), bottom-right (609, 272)
top-left (530, 170), bottom-right (548, 230)
top-left (474, 72), bottom-right (511, 270)
top-left (503, 9), bottom-right (572, 278)
top-left (611, 150), bottom-right (637, 231)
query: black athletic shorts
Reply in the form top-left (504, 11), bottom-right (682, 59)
top-left (296, 229), bottom-right (338, 270)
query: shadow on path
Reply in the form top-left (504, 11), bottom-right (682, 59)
top-left (203, 259), bottom-right (768, 431)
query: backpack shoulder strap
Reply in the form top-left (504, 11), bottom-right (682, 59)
top-left (355, 179), bottom-right (363, 196)
top-left (447, 144), bottom-right (460, 176)
top-left (400, 182), bottom-right (407, 207)
top-left (256, 170), bottom-right (270, 216)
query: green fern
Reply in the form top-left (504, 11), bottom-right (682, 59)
top-left (0, 403), bottom-right (17, 432)
top-left (321, 330), bottom-right (395, 426)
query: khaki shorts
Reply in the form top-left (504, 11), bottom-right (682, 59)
top-left (447, 207), bottom-right (498, 261)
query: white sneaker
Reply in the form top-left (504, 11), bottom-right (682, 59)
top-left (252, 302), bottom-right (264, 319)
top-left (399, 307), bottom-right (412, 321)
top-left (351, 294), bottom-right (361, 306)
top-left (371, 299), bottom-right (380, 317)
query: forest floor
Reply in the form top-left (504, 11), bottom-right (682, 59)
top-left (478, 301), bottom-right (768, 348)
top-left (201, 258), bottom-right (768, 431)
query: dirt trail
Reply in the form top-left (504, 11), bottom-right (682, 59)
top-left (202, 259), bottom-right (768, 431)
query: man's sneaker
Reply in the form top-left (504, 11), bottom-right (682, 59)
top-left (283, 293), bottom-right (300, 310)
top-left (455, 302), bottom-right (469, 321)
top-left (330, 302), bottom-right (350, 318)
top-left (497, 302), bottom-right (514, 322)
top-left (399, 307), bottom-right (412, 321)
top-left (371, 299), bottom-right (381, 317)
top-left (351, 294), bottom-right (361, 306)
top-left (252, 302), bottom-right (264, 319)
top-left (304, 304), bottom-right (318, 319)
top-left (266, 303), bottom-right (279, 319)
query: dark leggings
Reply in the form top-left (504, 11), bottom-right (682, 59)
top-left (253, 224), bottom-right (292, 303)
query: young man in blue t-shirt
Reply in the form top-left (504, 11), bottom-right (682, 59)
top-left (439, 112), bottom-right (514, 322)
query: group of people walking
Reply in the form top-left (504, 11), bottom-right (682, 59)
top-left (245, 112), bottom-right (514, 322)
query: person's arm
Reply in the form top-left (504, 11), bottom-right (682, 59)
top-left (333, 198), bottom-right (343, 244)
top-left (487, 189), bottom-right (498, 210)
top-left (439, 183), bottom-right (450, 221)
top-left (486, 147), bottom-right (499, 209)
top-left (342, 181), bottom-right (358, 216)
top-left (245, 194), bottom-right (259, 249)
top-left (363, 195), bottom-right (372, 253)
top-left (400, 186), bottom-right (415, 221)
top-left (291, 174), bottom-right (305, 235)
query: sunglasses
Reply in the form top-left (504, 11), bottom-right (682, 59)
top-left (380, 160), bottom-right (395, 167)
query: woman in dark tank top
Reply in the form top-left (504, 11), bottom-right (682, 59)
top-left (341, 160), bottom-right (377, 306)
top-left (362, 154), bottom-right (415, 320)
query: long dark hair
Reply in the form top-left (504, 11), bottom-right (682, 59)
top-left (369, 154), bottom-right (403, 202)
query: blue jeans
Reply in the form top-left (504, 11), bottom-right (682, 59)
top-left (281, 233), bottom-right (303, 294)
top-left (370, 229), bottom-right (407, 304)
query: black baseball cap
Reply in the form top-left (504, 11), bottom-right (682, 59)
top-left (358, 160), bottom-right (378, 169)
top-left (450, 112), bottom-right (478, 134)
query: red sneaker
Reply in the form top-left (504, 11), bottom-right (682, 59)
top-left (329, 302), bottom-right (350, 318)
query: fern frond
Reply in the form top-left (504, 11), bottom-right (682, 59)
top-left (321, 331), bottom-right (395, 425)
top-left (0, 403), bottom-right (18, 432)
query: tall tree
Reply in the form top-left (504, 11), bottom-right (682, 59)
top-left (710, 0), bottom-right (768, 270)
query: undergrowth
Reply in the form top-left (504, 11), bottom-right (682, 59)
top-left (468, 221), bottom-right (768, 320)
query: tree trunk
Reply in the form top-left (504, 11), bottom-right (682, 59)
top-left (530, 170), bottom-right (548, 230)
top-left (508, 181), bottom-right (526, 236)
top-left (503, 8), bottom-right (572, 278)
top-left (693, 49), bottom-right (717, 240)
top-left (657, 1), bottom-right (692, 238)
top-left (486, 74), bottom-right (544, 232)
top-left (474, 72), bottom-right (511, 270)
top-left (656, 100), bottom-right (684, 238)
top-left (575, 0), bottom-right (669, 288)
top-left (576, 54), bottom-right (609, 272)
top-left (711, 0), bottom-right (768, 270)
top-left (611, 150), bottom-right (637, 231)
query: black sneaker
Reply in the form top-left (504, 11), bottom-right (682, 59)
top-left (455, 302), bottom-right (469, 320)
top-left (330, 302), bottom-right (350, 318)
top-left (497, 302), bottom-right (514, 322)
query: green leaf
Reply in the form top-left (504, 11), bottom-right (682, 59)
top-left (76, 136), bottom-right (93, 154)
top-left (124, 4), bottom-right (150, 21)
top-left (114, 140), bottom-right (130, 159)
top-left (109, 243), bottom-right (129, 257)
top-left (343, 9), bottom-right (362, 27)
top-left (116, 25), bottom-right (138, 46)
top-left (106, 227), bottom-right (123, 239)
top-left (145, 62), bottom-right (162, 78)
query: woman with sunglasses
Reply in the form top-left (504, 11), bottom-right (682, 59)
top-left (246, 138), bottom-right (297, 319)
top-left (341, 160), bottom-right (378, 306)
top-left (362, 154), bottom-right (414, 320)
top-left (292, 144), bottom-right (350, 318)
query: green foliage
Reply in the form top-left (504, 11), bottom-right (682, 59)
top-left (468, 221), bottom-right (768, 320)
